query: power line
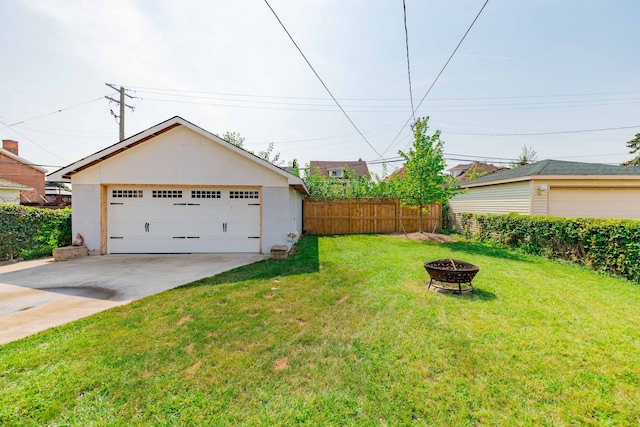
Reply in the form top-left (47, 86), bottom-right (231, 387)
top-left (382, 0), bottom-right (491, 155)
top-left (443, 124), bottom-right (640, 136)
top-left (263, 0), bottom-right (384, 159)
top-left (0, 119), bottom-right (68, 163)
top-left (0, 97), bottom-right (107, 131)
top-left (402, 0), bottom-right (415, 123)
top-left (126, 85), bottom-right (640, 102)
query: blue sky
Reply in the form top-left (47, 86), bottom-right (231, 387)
top-left (1, 0), bottom-right (639, 177)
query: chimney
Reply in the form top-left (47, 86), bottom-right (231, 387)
top-left (2, 140), bottom-right (18, 156)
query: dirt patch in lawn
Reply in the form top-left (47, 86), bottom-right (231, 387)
top-left (387, 232), bottom-right (456, 243)
top-left (274, 358), bottom-right (289, 371)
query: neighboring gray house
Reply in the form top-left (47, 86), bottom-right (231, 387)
top-left (48, 116), bottom-right (308, 254)
top-left (449, 159), bottom-right (640, 225)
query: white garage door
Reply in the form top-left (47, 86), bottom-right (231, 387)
top-left (549, 187), bottom-right (640, 219)
top-left (107, 187), bottom-right (260, 253)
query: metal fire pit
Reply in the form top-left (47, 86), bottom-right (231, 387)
top-left (424, 259), bottom-right (479, 293)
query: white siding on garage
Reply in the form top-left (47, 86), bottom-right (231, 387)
top-left (71, 184), bottom-right (101, 254)
top-left (449, 181), bottom-right (532, 215)
top-left (262, 187), bottom-right (290, 251)
top-left (72, 126), bottom-right (289, 189)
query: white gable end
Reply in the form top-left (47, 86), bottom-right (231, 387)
top-left (72, 125), bottom-right (288, 187)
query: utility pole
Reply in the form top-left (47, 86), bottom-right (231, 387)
top-left (105, 83), bottom-right (136, 141)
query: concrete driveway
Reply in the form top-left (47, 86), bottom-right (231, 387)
top-left (0, 253), bottom-right (265, 345)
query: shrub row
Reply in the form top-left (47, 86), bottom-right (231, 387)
top-left (460, 212), bottom-right (640, 283)
top-left (0, 204), bottom-right (72, 261)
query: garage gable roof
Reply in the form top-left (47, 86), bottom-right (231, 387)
top-left (463, 159), bottom-right (640, 187)
top-left (47, 116), bottom-right (308, 195)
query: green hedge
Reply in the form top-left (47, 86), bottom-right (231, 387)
top-left (0, 204), bottom-right (72, 261)
top-left (461, 212), bottom-right (640, 283)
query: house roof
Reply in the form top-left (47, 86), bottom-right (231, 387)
top-left (448, 161), bottom-right (502, 181)
top-left (0, 148), bottom-right (47, 174)
top-left (462, 159), bottom-right (640, 187)
top-left (47, 116), bottom-right (308, 195)
top-left (45, 186), bottom-right (72, 196)
top-left (309, 159), bottom-right (370, 177)
top-left (0, 177), bottom-right (32, 191)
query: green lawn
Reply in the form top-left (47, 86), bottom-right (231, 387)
top-left (2, 235), bottom-right (640, 426)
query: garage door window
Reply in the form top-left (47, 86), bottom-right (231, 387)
top-left (112, 189), bottom-right (143, 198)
top-left (192, 190), bottom-right (221, 199)
top-left (152, 190), bottom-right (183, 198)
top-left (230, 190), bottom-right (259, 199)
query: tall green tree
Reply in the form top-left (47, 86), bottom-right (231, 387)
top-left (626, 133), bottom-right (640, 166)
top-left (396, 116), bottom-right (458, 233)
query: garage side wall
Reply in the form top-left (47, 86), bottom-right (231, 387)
top-left (71, 184), bottom-right (101, 253)
top-left (291, 187), bottom-right (303, 242)
top-left (262, 187), bottom-right (294, 251)
top-left (448, 181), bottom-right (532, 230)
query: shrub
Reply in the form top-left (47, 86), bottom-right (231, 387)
top-left (461, 212), bottom-right (640, 283)
top-left (0, 204), bottom-right (72, 261)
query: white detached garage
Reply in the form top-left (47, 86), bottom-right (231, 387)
top-left (48, 117), bottom-right (308, 254)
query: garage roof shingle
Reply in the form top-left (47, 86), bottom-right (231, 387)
top-left (463, 159), bottom-right (640, 186)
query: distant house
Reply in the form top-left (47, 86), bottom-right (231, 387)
top-left (45, 185), bottom-right (72, 208)
top-left (309, 159), bottom-right (370, 178)
top-left (0, 140), bottom-right (47, 206)
top-left (448, 160), bottom-right (640, 226)
top-left (447, 161), bottom-right (501, 181)
top-left (0, 178), bottom-right (32, 204)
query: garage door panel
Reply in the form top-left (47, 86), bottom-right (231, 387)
top-left (549, 187), bottom-right (640, 219)
top-left (108, 186), bottom-right (261, 253)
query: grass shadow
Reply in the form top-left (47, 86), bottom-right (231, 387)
top-left (182, 235), bottom-right (320, 288)
top-left (431, 286), bottom-right (497, 301)
top-left (444, 240), bottom-right (532, 263)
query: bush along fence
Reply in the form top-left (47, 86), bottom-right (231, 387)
top-left (0, 204), bottom-right (72, 261)
top-left (460, 212), bottom-right (640, 283)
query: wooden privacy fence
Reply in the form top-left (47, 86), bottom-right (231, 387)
top-left (303, 198), bottom-right (442, 235)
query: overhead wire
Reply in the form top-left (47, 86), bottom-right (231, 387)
top-left (382, 0), bottom-right (491, 155)
top-left (263, 0), bottom-right (384, 159)
top-left (443, 124), bottom-right (640, 136)
top-left (0, 96), bottom-right (109, 130)
top-left (402, 0), bottom-right (416, 123)
top-left (126, 85), bottom-right (640, 102)
top-left (0, 119), bottom-right (68, 163)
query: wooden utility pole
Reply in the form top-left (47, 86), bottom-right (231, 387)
top-left (105, 84), bottom-right (135, 141)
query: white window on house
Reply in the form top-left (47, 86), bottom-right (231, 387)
top-left (329, 170), bottom-right (344, 178)
top-left (152, 190), bottom-right (183, 198)
top-left (112, 189), bottom-right (143, 198)
top-left (192, 190), bottom-right (221, 199)
top-left (229, 190), bottom-right (259, 199)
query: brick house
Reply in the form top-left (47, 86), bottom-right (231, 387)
top-left (0, 140), bottom-right (47, 205)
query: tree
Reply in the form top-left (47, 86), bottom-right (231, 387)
top-left (216, 131), bottom-right (245, 148)
top-left (215, 132), bottom-right (289, 168)
top-left (513, 145), bottom-right (538, 168)
top-left (45, 181), bottom-right (71, 191)
top-left (395, 116), bottom-right (459, 233)
top-left (464, 164), bottom-right (490, 181)
top-left (258, 142), bottom-right (284, 166)
top-left (626, 133), bottom-right (640, 166)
